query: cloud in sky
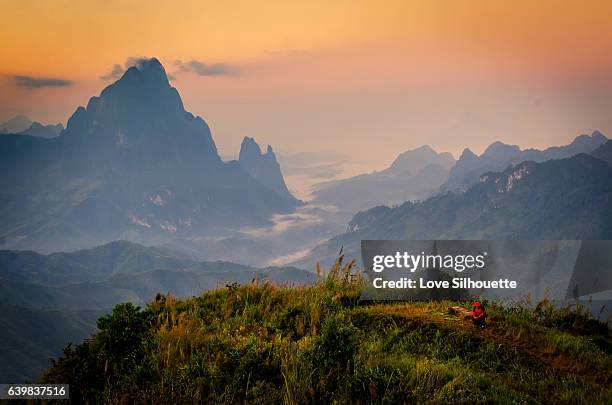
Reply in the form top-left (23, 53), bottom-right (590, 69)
top-left (13, 75), bottom-right (72, 88)
top-left (100, 56), bottom-right (150, 81)
top-left (174, 60), bottom-right (236, 76)
top-left (125, 56), bottom-right (157, 71)
top-left (99, 64), bottom-right (124, 80)
top-left (100, 57), bottom-right (233, 81)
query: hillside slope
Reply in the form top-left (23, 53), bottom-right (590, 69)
top-left (0, 240), bottom-right (313, 382)
top-left (42, 261), bottom-right (612, 404)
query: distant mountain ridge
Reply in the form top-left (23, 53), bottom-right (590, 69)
top-left (0, 115), bottom-right (63, 138)
top-left (0, 58), bottom-right (299, 252)
top-left (441, 131), bottom-right (608, 192)
top-left (0, 240), bottom-right (194, 286)
top-left (297, 151), bottom-right (612, 270)
top-left (0, 115), bottom-right (32, 133)
top-left (311, 145), bottom-right (455, 216)
top-left (19, 122), bottom-right (64, 138)
top-left (0, 240), bottom-right (313, 305)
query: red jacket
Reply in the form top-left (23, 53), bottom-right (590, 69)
top-left (473, 307), bottom-right (486, 319)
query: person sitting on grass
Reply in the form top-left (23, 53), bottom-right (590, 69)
top-left (472, 301), bottom-right (487, 328)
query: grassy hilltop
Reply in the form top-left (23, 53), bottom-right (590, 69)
top-left (43, 258), bottom-right (612, 404)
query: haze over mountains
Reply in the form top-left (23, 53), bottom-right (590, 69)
top-left (296, 143), bottom-right (612, 270)
top-left (4, 134), bottom-right (610, 381)
top-left (0, 240), bottom-right (312, 309)
top-left (18, 122), bottom-right (64, 138)
top-left (0, 115), bottom-right (63, 138)
top-left (0, 58), bottom-right (299, 253)
top-left (0, 115), bottom-right (32, 133)
top-left (312, 145), bottom-right (455, 216)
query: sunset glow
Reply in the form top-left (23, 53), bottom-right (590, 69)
top-left (2, 0), bottom-right (612, 163)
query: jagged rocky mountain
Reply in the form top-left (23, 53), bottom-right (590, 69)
top-left (238, 136), bottom-right (298, 202)
top-left (441, 131), bottom-right (608, 192)
top-left (296, 151), bottom-right (612, 270)
top-left (0, 58), bottom-right (299, 252)
top-left (311, 145), bottom-right (455, 215)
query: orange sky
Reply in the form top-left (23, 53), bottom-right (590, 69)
top-left (2, 0), bottom-right (612, 166)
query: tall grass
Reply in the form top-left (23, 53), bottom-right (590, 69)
top-left (43, 257), bottom-right (612, 404)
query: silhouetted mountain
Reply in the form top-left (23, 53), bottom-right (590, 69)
top-left (18, 122), bottom-right (64, 138)
top-left (0, 58), bottom-right (299, 252)
top-left (311, 145), bottom-right (455, 215)
top-left (297, 153), bottom-right (612, 269)
top-left (441, 131), bottom-right (608, 192)
top-left (384, 145), bottom-right (455, 175)
top-left (0, 115), bottom-right (32, 133)
top-left (239, 136), bottom-right (298, 201)
top-left (591, 140), bottom-right (612, 166)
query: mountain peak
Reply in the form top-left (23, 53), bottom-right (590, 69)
top-left (571, 130), bottom-right (607, 146)
top-left (240, 137), bottom-right (277, 161)
top-left (120, 57), bottom-right (169, 86)
top-left (483, 141), bottom-right (520, 156)
top-left (459, 148), bottom-right (477, 161)
top-left (414, 144), bottom-right (436, 153)
top-left (386, 145), bottom-right (454, 176)
top-left (60, 57), bottom-right (222, 162)
top-left (0, 58), bottom-right (302, 252)
top-left (239, 136), bottom-right (263, 161)
top-left (238, 137), bottom-right (296, 201)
